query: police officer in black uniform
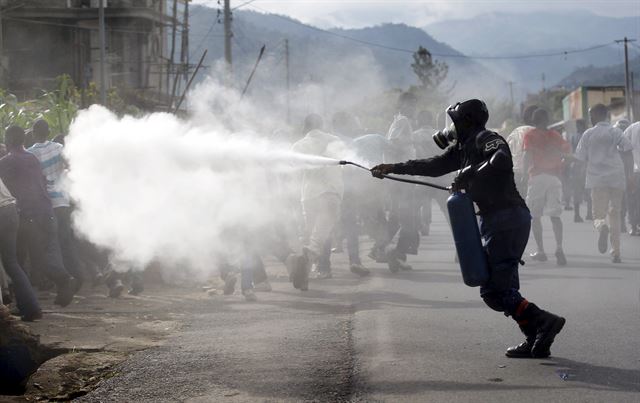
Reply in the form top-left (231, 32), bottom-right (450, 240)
top-left (371, 99), bottom-right (566, 358)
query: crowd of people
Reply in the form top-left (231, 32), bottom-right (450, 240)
top-left (0, 92), bottom-right (638, 330)
top-left (508, 103), bottom-right (638, 265)
top-left (0, 121), bottom-right (140, 321)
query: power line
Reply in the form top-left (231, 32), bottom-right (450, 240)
top-left (9, 4), bottom-right (630, 62)
top-left (192, 19), bottom-right (223, 55)
top-left (232, 22), bottom-right (261, 49)
top-left (271, 54), bottom-right (285, 68)
top-left (232, 35), bottom-right (248, 56)
top-left (195, 0), bottom-right (258, 10)
top-left (246, 4), bottom-right (626, 61)
top-left (232, 0), bottom-right (259, 11)
top-left (233, 15), bottom-right (288, 56)
top-left (267, 40), bottom-right (285, 57)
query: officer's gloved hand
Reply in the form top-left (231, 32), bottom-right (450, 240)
top-left (454, 164), bottom-right (475, 189)
top-left (371, 164), bottom-right (395, 179)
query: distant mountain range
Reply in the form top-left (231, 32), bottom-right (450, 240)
top-left (189, 6), bottom-right (640, 106)
top-left (426, 11), bottom-right (639, 54)
top-left (558, 56), bottom-right (640, 89)
top-left (189, 7), bottom-right (496, 106)
top-left (425, 11), bottom-right (640, 94)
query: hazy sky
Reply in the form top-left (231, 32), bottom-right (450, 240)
top-left (194, 0), bottom-right (640, 28)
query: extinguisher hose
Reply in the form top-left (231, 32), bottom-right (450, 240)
top-left (339, 161), bottom-right (451, 192)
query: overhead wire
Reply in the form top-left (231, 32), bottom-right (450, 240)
top-left (8, 4), bottom-right (632, 61)
top-left (192, 9), bottom-right (225, 55)
top-left (232, 0), bottom-right (259, 11)
top-left (232, 35), bottom-right (249, 56)
top-left (13, 3), bottom-right (622, 62)
top-left (246, 4), bottom-right (628, 61)
top-left (196, 0), bottom-right (259, 11)
top-left (232, 21), bottom-right (261, 49)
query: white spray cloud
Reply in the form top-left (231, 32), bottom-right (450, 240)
top-left (64, 81), bottom-right (348, 278)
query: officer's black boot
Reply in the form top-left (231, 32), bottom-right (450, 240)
top-left (513, 302), bottom-right (566, 358)
top-left (505, 322), bottom-right (537, 358)
top-left (531, 309), bottom-right (566, 358)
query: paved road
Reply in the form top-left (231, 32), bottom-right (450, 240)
top-left (82, 210), bottom-right (640, 402)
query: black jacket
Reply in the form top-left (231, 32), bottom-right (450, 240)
top-left (391, 130), bottom-right (527, 215)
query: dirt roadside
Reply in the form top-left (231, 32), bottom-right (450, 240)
top-left (0, 279), bottom-right (222, 402)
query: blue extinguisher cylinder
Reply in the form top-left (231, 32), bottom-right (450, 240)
top-left (446, 191), bottom-right (490, 287)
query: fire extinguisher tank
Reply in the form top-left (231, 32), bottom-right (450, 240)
top-left (446, 191), bottom-right (490, 287)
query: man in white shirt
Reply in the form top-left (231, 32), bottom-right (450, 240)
top-left (413, 110), bottom-right (451, 236)
top-left (623, 121), bottom-right (640, 235)
top-left (575, 105), bottom-right (634, 263)
top-left (507, 105), bottom-right (538, 197)
top-left (382, 92), bottom-right (419, 272)
top-left (290, 115), bottom-right (345, 285)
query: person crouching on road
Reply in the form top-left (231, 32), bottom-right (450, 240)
top-left (371, 99), bottom-right (566, 358)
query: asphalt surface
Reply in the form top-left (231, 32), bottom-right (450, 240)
top-left (81, 209), bottom-right (640, 402)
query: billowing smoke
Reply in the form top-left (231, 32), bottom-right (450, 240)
top-left (64, 81), bottom-right (356, 277)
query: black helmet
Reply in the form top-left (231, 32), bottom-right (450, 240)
top-left (446, 99), bottom-right (489, 128)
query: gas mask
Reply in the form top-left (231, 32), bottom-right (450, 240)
top-left (432, 123), bottom-right (457, 150)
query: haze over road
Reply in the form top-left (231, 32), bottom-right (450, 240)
top-left (81, 210), bottom-right (640, 402)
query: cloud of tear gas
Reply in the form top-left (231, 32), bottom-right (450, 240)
top-left (64, 81), bottom-right (359, 277)
top-left (214, 48), bottom-right (388, 126)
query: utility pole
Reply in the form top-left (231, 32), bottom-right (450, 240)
top-left (167, 0), bottom-right (178, 92)
top-left (223, 0), bottom-right (232, 83)
top-left (624, 37), bottom-right (632, 121)
top-left (0, 4), bottom-right (3, 56)
top-left (98, 0), bottom-right (107, 105)
top-left (182, 0), bottom-right (189, 83)
top-left (170, 0), bottom-right (189, 105)
top-left (615, 37), bottom-right (636, 121)
top-left (0, 5), bottom-right (4, 87)
top-left (631, 71), bottom-right (635, 120)
top-left (285, 38), bottom-right (290, 124)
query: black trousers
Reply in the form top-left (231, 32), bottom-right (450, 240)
top-left (55, 206), bottom-right (84, 282)
top-left (628, 173), bottom-right (640, 229)
top-left (479, 206), bottom-right (531, 317)
top-left (18, 212), bottom-right (72, 287)
top-left (387, 185), bottom-right (420, 256)
top-left (0, 204), bottom-right (41, 316)
top-left (339, 192), bottom-right (362, 265)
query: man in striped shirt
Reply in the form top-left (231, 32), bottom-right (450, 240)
top-left (29, 120), bottom-right (84, 287)
top-left (0, 125), bottom-right (77, 306)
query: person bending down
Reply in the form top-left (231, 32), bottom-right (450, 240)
top-left (371, 99), bottom-right (566, 358)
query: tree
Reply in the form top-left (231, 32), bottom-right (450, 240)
top-left (411, 46), bottom-right (449, 91)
